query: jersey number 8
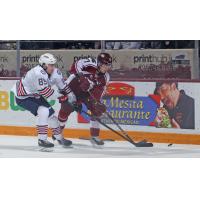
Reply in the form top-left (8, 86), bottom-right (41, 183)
top-left (38, 78), bottom-right (47, 86)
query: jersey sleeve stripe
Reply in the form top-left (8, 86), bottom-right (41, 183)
top-left (17, 81), bottom-right (22, 96)
top-left (17, 80), bottom-right (27, 96)
top-left (43, 89), bottom-right (54, 98)
top-left (38, 87), bottom-right (51, 94)
top-left (21, 81), bottom-right (27, 95)
top-left (62, 84), bottom-right (72, 94)
top-left (75, 61), bottom-right (81, 73)
top-left (38, 87), bottom-right (51, 92)
top-left (38, 87), bottom-right (54, 98)
top-left (39, 89), bottom-right (51, 95)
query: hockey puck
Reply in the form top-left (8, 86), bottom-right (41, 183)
top-left (168, 143), bottom-right (173, 147)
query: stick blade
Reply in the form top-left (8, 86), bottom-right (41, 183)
top-left (135, 140), bottom-right (154, 147)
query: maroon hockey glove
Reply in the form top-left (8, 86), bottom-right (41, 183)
top-left (58, 95), bottom-right (68, 103)
top-left (93, 102), bottom-right (106, 117)
top-left (86, 97), bottom-right (106, 117)
top-left (94, 102), bottom-right (107, 117)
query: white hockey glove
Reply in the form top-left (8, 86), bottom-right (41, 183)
top-left (68, 91), bottom-right (77, 103)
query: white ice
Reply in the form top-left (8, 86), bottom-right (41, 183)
top-left (0, 135), bottom-right (200, 157)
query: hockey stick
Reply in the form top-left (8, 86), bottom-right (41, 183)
top-left (81, 110), bottom-right (137, 146)
top-left (67, 101), bottom-right (136, 146)
top-left (80, 110), bottom-right (153, 147)
top-left (87, 92), bottom-right (153, 147)
top-left (104, 112), bottom-right (151, 146)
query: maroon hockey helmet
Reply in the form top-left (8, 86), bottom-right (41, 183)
top-left (97, 53), bottom-right (112, 67)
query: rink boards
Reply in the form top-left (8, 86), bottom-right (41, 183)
top-left (0, 79), bottom-right (200, 145)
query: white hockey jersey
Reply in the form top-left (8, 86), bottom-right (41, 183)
top-left (71, 57), bottom-right (98, 75)
top-left (71, 57), bottom-right (110, 85)
top-left (13, 65), bottom-right (69, 100)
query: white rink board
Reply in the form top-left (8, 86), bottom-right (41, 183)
top-left (0, 79), bottom-right (199, 134)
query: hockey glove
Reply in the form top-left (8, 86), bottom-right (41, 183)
top-left (58, 95), bottom-right (68, 103)
top-left (68, 91), bottom-right (77, 103)
top-left (86, 97), bottom-right (107, 117)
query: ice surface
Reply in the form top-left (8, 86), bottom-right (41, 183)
top-left (0, 135), bottom-right (200, 158)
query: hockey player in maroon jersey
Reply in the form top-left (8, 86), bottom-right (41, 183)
top-left (58, 53), bottom-right (112, 146)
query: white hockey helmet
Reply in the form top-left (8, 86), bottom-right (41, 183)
top-left (39, 53), bottom-right (57, 66)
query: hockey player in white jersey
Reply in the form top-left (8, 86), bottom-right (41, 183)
top-left (12, 53), bottom-right (72, 148)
